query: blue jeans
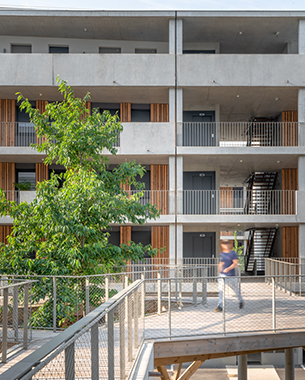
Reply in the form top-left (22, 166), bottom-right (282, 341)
top-left (217, 273), bottom-right (243, 308)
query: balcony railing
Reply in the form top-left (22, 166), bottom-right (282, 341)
top-left (0, 122), bottom-right (120, 147)
top-left (182, 122), bottom-right (299, 147)
top-left (127, 190), bottom-right (169, 215)
top-left (181, 190), bottom-right (296, 215)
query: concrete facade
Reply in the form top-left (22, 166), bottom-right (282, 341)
top-left (0, 9), bottom-right (304, 265)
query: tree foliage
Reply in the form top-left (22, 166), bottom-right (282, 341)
top-left (0, 78), bottom-right (160, 277)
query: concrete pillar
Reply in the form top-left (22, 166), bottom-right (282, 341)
top-left (298, 19), bottom-right (305, 54)
top-left (169, 19), bottom-right (175, 54)
top-left (176, 88), bottom-right (183, 146)
top-left (177, 156), bottom-right (183, 215)
top-left (169, 88), bottom-right (175, 123)
top-left (176, 19), bottom-right (183, 54)
top-left (177, 224), bottom-right (183, 265)
top-left (285, 348), bottom-right (295, 380)
top-left (238, 355), bottom-right (247, 380)
top-left (298, 89), bottom-right (305, 146)
top-left (169, 224), bottom-right (176, 265)
top-left (169, 156), bottom-right (175, 215)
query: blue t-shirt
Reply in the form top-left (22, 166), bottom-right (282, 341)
top-left (220, 250), bottom-right (238, 276)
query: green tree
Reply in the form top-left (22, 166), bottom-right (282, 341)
top-left (0, 78), bottom-right (160, 326)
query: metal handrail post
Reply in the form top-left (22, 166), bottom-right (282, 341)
top-left (222, 277), bottom-right (226, 335)
top-left (2, 287), bottom-right (8, 363)
top-left (119, 302), bottom-right (125, 380)
top-left (202, 267), bottom-right (207, 305)
top-left (53, 277), bottom-right (57, 333)
top-left (108, 309), bottom-right (114, 380)
top-left (193, 268), bottom-right (197, 306)
top-left (91, 322), bottom-right (99, 380)
top-left (272, 277), bottom-right (276, 332)
top-left (168, 279), bottom-right (171, 339)
top-left (134, 289), bottom-right (138, 348)
top-left (127, 294), bottom-right (133, 362)
top-left (179, 269), bottom-right (182, 310)
top-left (157, 272), bottom-right (161, 315)
top-left (13, 279), bottom-right (18, 342)
top-left (65, 342), bottom-right (75, 380)
top-left (23, 284), bottom-right (29, 349)
top-left (85, 277), bottom-right (90, 315)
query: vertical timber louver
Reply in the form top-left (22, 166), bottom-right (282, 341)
top-left (120, 226), bottom-right (131, 245)
top-left (120, 103), bottom-right (131, 122)
top-left (0, 225), bottom-right (12, 245)
top-left (220, 187), bottom-right (233, 236)
top-left (150, 104), bottom-right (169, 122)
top-left (282, 111), bottom-right (298, 146)
top-left (0, 163), bottom-right (15, 201)
top-left (36, 163), bottom-right (48, 185)
top-left (0, 99), bottom-right (15, 146)
top-left (151, 164), bottom-right (169, 263)
top-left (282, 168), bottom-right (298, 258)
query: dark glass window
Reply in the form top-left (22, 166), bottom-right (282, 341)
top-left (99, 47), bottom-right (121, 54)
top-left (135, 48), bottom-right (157, 54)
top-left (11, 44), bottom-right (31, 53)
top-left (131, 104), bottom-right (150, 122)
top-left (92, 103), bottom-right (120, 118)
top-left (49, 46), bottom-right (69, 54)
top-left (183, 50), bottom-right (215, 54)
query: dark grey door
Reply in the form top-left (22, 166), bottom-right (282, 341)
top-left (183, 111), bottom-right (215, 146)
top-left (183, 172), bottom-right (215, 214)
top-left (183, 232), bottom-right (215, 258)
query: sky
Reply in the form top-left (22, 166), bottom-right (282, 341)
top-left (0, 0), bottom-right (304, 11)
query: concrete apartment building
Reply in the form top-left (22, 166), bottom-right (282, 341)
top-left (0, 9), bottom-right (305, 274)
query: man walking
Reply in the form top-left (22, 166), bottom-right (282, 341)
top-left (214, 239), bottom-right (244, 312)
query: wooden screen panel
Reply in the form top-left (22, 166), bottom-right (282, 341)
top-left (120, 226), bottom-right (131, 245)
top-left (220, 187), bottom-right (233, 210)
top-left (282, 111), bottom-right (298, 146)
top-left (283, 226), bottom-right (299, 258)
top-left (151, 165), bottom-right (169, 214)
top-left (36, 163), bottom-right (48, 184)
top-left (0, 99), bottom-right (15, 146)
top-left (282, 169), bottom-right (298, 214)
top-left (120, 103), bottom-right (131, 122)
top-left (0, 225), bottom-right (12, 245)
top-left (151, 226), bottom-right (169, 264)
top-left (36, 100), bottom-right (48, 144)
top-left (151, 104), bottom-right (169, 122)
top-left (0, 163), bottom-right (15, 201)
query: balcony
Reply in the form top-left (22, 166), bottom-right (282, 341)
top-left (181, 190), bottom-right (296, 215)
top-left (182, 122), bottom-right (299, 147)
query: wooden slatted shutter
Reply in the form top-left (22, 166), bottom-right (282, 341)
top-left (0, 163), bottom-right (15, 201)
top-left (151, 164), bottom-right (169, 215)
top-left (120, 226), bottom-right (131, 245)
top-left (120, 103), bottom-right (131, 122)
top-left (36, 163), bottom-right (48, 185)
top-left (36, 100), bottom-right (48, 144)
top-left (282, 168), bottom-right (298, 258)
top-left (0, 100), bottom-right (15, 146)
top-left (150, 104), bottom-right (169, 122)
top-left (0, 225), bottom-right (12, 245)
top-left (151, 226), bottom-right (169, 263)
top-left (282, 111), bottom-right (298, 146)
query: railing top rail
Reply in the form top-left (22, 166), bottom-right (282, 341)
top-left (0, 279), bottom-right (36, 290)
top-left (0, 279), bottom-right (143, 380)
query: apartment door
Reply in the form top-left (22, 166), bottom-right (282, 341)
top-left (183, 171), bottom-right (215, 214)
top-left (183, 111), bottom-right (215, 146)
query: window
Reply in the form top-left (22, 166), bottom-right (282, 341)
top-left (135, 48), bottom-right (157, 54)
top-left (49, 46), bottom-right (69, 54)
top-left (15, 164), bottom-right (36, 191)
top-left (11, 44), bottom-right (31, 53)
top-left (16, 101), bottom-right (35, 146)
top-left (183, 50), bottom-right (215, 54)
top-left (91, 103), bottom-right (120, 118)
top-left (131, 104), bottom-right (150, 122)
top-left (99, 47), bottom-right (121, 54)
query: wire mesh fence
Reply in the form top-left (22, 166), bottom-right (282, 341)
top-left (13, 280), bottom-right (144, 380)
top-left (0, 279), bottom-right (34, 363)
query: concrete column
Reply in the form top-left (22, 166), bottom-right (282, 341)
top-left (298, 19), bottom-right (305, 54)
top-left (298, 89), bottom-right (305, 146)
top-left (169, 88), bottom-right (175, 123)
top-left (238, 355), bottom-right (247, 380)
top-left (176, 224), bottom-right (183, 265)
top-left (176, 19), bottom-right (183, 54)
top-left (169, 19), bottom-right (175, 54)
top-left (169, 156), bottom-right (175, 215)
top-left (177, 156), bottom-right (183, 215)
top-left (176, 88), bottom-right (183, 146)
top-left (169, 224), bottom-right (176, 265)
top-left (285, 348), bottom-right (295, 380)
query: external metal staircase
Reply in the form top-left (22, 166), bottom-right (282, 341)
top-left (244, 171), bottom-right (278, 273)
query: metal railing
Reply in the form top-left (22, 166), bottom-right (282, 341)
top-left (3, 274), bottom-right (305, 379)
top-left (182, 190), bottom-right (296, 215)
top-left (0, 279), bottom-right (34, 363)
top-left (265, 258), bottom-right (305, 295)
top-left (0, 279), bottom-right (143, 380)
top-left (0, 122), bottom-right (120, 147)
top-left (182, 122), bottom-right (299, 147)
top-left (126, 190), bottom-right (169, 214)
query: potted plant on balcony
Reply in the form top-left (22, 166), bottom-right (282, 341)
top-left (13, 181), bottom-right (31, 191)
